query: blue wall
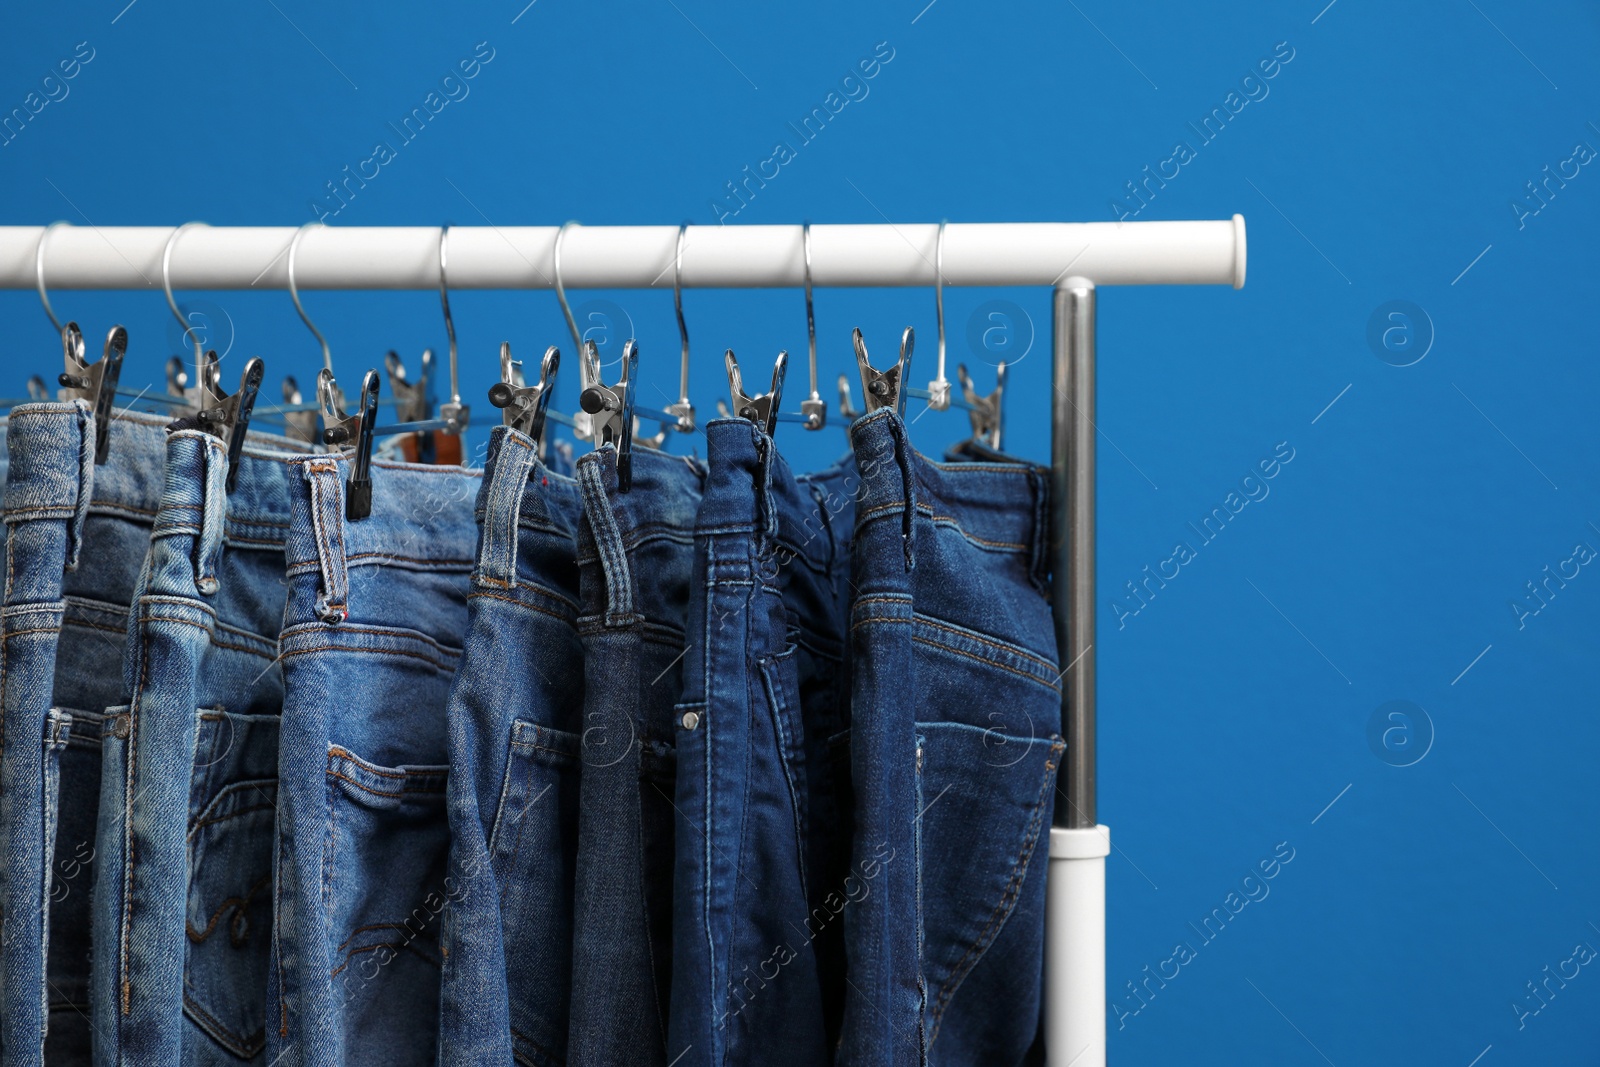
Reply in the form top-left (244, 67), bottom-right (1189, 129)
top-left (4, 1), bottom-right (1597, 1062)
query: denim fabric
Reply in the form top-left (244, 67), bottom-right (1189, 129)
top-left (437, 427), bottom-right (585, 1067)
top-left (90, 425), bottom-right (308, 1067)
top-left (837, 410), bottom-right (1063, 1067)
top-left (268, 455), bottom-right (478, 1067)
top-left (667, 420), bottom-right (856, 1067)
top-left (567, 444), bottom-right (703, 1067)
top-left (0, 407), bottom-right (180, 1066)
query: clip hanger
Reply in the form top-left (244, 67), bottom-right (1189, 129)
top-left (193, 351), bottom-right (266, 492)
top-left (58, 322), bottom-right (125, 464)
top-left (319, 368), bottom-right (381, 520)
top-left (578, 338), bottom-right (639, 492)
top-left (167, 356), bottom-right (201, 413)
top-left (957, 362), bottom-right (1007, 451)
top-left (852, 326), bottom-right (915, 417)
top-left (799, 222), bottom-right (826, 429)
top-left (488, 342), bottom-right (559, 446)
top-left (665, 222), bottom-right (696, 433)
top-left (725, 348), bottom-right (788, 438)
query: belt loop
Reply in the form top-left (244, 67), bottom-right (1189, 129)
top-left (577, 449), bottom-right (636, 626)
top-left (303, 458), bottom-right (350, 624)
top-left (193, 436), bottom-right (229, 595)
top-left (752, 431), bottom-right (780, 551)
top-left (887, 415), bottom-right (917, 571)
top-left (479, 431), bottom-right (539, 587)
top-left (64, 400), bottom-right (97, 571)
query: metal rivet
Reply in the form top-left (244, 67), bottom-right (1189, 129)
top-left (196, 576), bottom-right (219, 595)
top-left (112, 714), bottom-right (130, 739)
top-left (681, 710), bottom-right (700, 730)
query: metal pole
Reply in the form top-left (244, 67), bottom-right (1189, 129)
top-left (1044, 280), bottom-right (1109, 1066)
top-left (1053, 281), bottom-right (1095, 828)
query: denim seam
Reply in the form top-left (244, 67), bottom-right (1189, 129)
top-left (926, 737), bottom-right (1064, 1044)
top-left (281, 643), bottom-right (459, 672)
top-left (758, 654), bottom-right (812, 902)
top-left (851, 599), bottom-right (1059, 675)
top-left (182, 988), bottom-right (266, 1058)
top-left (134, 612), bottom-right (278, 661)
top-left (467, 588), bottom-right (580, 623)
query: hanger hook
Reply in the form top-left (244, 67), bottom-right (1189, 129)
top-left (667, 222), bottom-right (695, 433)
top-left (927, 219), bottom-right (950, 411)
top-left (439, 224), bottom-right (460, 405)
top-left (163, 222), bottom-right (209, 386)
top-left (799, 222), bottom-right (826, 429)
top-left (553, 220), bottom-right (584, 378)
top-left (287, 222), bottom-right (332, 374)
top-left (35, 221), bottom-right (69, 335)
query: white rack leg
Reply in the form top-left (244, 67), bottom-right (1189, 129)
top-left (1045, 824), bottom-right (1110, 1066)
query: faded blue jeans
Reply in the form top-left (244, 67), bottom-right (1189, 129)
top-left (837, 410), bottom-right (1063, 1067)
top-left (1, 407), bottom-right (177, 1066)
top-left (667, 419), bottom-right (856, 1067)
top-left (437, 427), bottom-right (586, 1066)
top-left (267, 454), bottom-right (478, 1067)
top-left (90, 425), bottom-right (309, 1067)
top-left (567, 444), bottom-right (703, 1067)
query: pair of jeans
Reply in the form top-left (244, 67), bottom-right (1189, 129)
top-left (567, 444), bottom-right (703, 1067)
top-left (667, 419), bottom-right (857, 1067)
top-left (91, 426), bottom-right (307, 1066)
top-left (838, 410), bottom-right (1063, 1067)
top-left (437, 427), bottom-right (586, 1066)
top-left (268, 455), bottom-right (478, 1067)
top-left (0, 405), bottom-right (169, 1066)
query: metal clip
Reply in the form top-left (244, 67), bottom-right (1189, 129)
top-left (192, 351), bottom-right (266, 493)
top-left (58, 322), bottom-right (125, 463)
top-left (577, 338), bottom-right (639, 492)
top-left (318, 367), bottom-right (382, 520)
top-left (488, 342), bottom-right (559, 445)
top-left (957, 362), bottom-right (1007, 451)
top-left (852, 326), bottom-right (914, 417)
top-left (725, 349), bottom-right (788, 437)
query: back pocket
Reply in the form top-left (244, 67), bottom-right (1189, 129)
top-left (324, 745), bottom-right (450, 1067)
top-left (185, 710), bottom-right (280, 1060)
top-left (914, 721), bottom-right (1062, 1041)
top-left (486, 719), bottom-right (580, 1066)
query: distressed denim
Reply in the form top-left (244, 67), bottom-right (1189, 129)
top-left (90, 425), bottom-right (309, 1067)
top-left (667, 420), bottom-right (856, 1067)
top-left (837, 410), bottom-right (1063, 1067)
top-left (437, 427), bottom-right (585, 1067)
top-left (0, 406), bottom-right (174, 1066)
top-left (567, 445), bottom-right (703, 1067)
top-left (267, 455), bottom-right (478, 1067)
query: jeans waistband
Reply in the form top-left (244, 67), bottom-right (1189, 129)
top-left (285, 454), bottom-right (482, 623)
top-left (575, 444), bottom-right (705, 628)
top-left (4, 402), bottom-right (96, 571)
top-left (474, 426), bottom-right (583, 587)
top-left (697, 418), bottom-right (854, 577)
top-left (849, 409), bottom-right (1050, 585)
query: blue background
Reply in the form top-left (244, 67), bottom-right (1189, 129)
top-left (4, 1), bottom-right (1598, 1063)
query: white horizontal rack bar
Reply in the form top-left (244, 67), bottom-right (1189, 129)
top-left (0, 219), bottom-right (1246, 291)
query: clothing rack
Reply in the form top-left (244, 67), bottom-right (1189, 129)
top-left (0, 218), bottom-right (1249, 1067)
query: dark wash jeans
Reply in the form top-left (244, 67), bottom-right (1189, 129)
top-left (91, 426), bottom-right (308, 1067)
top-left (268, 455), bottom-right (479, 1067)
top-left (567, 444), bottom-right (703, 1067)
top-left (438, 427), bottom-right (586, 1067)
top-left (0, 407), bottom-right (214, 1066)
top-left (837, 410), bottom-right (1063, 1067)
top-left (667, 420), bottom-right (856, 1067)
